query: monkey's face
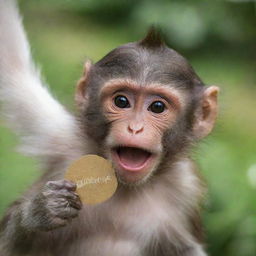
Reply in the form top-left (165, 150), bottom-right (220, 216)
top-left (76, 43), bottom-right (219, 185)
top-left (100, 79), bottom-right (185, 184)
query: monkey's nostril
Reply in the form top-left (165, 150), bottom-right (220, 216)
top-left (127, 124), bottom-right (144, 135)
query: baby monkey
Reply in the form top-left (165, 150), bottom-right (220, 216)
top-left (0, 0), bottom-right (218, 255)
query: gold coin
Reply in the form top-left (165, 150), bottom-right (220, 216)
top-left (65, 155), bottom-right (117, 205)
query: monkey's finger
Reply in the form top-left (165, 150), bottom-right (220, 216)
top-left (68, 198), bottom-right (83, 210)
top-left (46, 180), bottom-right (77, 191)
top-left (56, 207), bottom-right (79, 219)
top-left (55, 189), bottom-right (80, 201)
top-left (56, 198), bottom-right (82, 210)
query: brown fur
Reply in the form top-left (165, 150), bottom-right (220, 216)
top-left (0, 13), bottom-right (219, 254)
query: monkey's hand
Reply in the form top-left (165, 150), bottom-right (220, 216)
top-left (23, 180), bottom-right (82, 232)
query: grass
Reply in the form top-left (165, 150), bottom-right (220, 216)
top-left (0, 4), bottom-right (256, 255)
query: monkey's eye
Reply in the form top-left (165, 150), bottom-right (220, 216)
top-left (148, 101), bottom-right (166, 113)
top-left (114, 95), bottom-right (130, 108)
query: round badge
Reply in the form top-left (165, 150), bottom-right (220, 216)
top-left (65, 155), bottom-right (117, 205)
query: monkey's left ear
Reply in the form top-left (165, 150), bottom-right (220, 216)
top-left (75, 60), bottom-right (93, 109)
top-left (193, 86), bottom-right (220, 139)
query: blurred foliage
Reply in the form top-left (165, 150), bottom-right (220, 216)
top-left (23, 0), bottom-right (256, 50)
top-left (1, 0), bottom-right (256, 255)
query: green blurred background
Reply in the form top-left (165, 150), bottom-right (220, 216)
top-left (0, 0), bottom-right (256, 255)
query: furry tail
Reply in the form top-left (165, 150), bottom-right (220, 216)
top-left (0, 0), bottom-right (83, 164)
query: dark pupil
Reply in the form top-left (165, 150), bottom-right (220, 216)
top-left (149, 101), bottom-right (165, 113)
top-left (114, 95), bottom-right (129, 108)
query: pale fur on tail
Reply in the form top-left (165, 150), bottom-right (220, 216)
top-left (0, 0), bottom-right (83, 165)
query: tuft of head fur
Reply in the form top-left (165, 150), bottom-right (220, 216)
top-left (139, 26), bottom-right (164, 49)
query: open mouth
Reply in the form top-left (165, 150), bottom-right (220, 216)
top-left (112, 146), bottom-right (153, 172)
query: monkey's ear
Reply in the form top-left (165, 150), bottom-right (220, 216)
top-left (75, 60), bottom-right (93, 109)
top-left (193, 86), bottom-right (220, 139)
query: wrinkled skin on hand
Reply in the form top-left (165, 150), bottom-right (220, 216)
top-left (26, 180), bottom-right (82, 231)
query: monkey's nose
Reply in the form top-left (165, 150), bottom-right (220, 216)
top-left (127, 122), bottom-right (144, 135)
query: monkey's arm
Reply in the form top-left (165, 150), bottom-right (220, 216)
top-left (0, 0), bottom-right (82, 164)
top-left (0, 180), bottom-right (82, 254)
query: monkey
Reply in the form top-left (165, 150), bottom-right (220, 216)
top-left (0, 1), bottom-right (219, 255)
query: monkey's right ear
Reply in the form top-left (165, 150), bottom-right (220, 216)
top-left (75, 60), bottom-right (93, 109)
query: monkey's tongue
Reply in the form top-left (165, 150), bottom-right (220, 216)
top-left (118, 147), bottom-right (151, 170)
